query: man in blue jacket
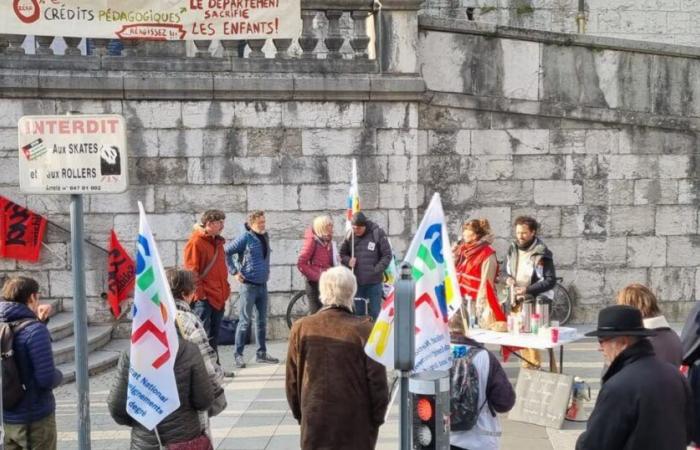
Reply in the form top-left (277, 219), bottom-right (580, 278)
top-left (225, 210), bottom-right (279, 368)
top-left (1, 276), bottom-right (62, 450)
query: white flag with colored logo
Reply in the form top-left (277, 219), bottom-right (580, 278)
top-left (365, 193), bottom-right (460, 372)
top-left (126, 202), bottom-right (180, 430)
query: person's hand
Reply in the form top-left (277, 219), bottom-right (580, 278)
top-left (506, 277), bottom-right (515, 287)
top-left (515, 286), bottom-right (526, 296)
top-left (349, 257), bottom-right (356, 268)
top-left (36, 304), bottom-right (52, 321)
top-left (235, 273), bottom-right (245, 283)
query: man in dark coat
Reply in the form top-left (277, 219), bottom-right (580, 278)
top-left (576, 305), bottom-right (693, 450)
top-left (285, 266), bottom-right (389, 450)
top-left (339, 212), bottom-right (392, 321)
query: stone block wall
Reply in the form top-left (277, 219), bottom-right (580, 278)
top-left (0, 98), bottom-right (420, 339)
top-left (424, 0), bottom-right (700, 47)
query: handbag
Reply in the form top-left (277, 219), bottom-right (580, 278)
top-left (167, 434), bottom-right (213, 450)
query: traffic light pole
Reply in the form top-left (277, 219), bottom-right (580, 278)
top-left (394, 264), bottom-right (415, 450)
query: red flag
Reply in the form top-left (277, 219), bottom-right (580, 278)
top-left (0, 196), bottom-right (47, 262)
top-left (107, 229), bottom-right (135, 318)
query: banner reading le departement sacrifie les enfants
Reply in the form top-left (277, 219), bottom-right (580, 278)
top-left (3, 0), bottom-right (301, 41)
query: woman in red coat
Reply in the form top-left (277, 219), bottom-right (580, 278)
top-left (453, 218), bottom-right (506, 330)
top-left (297, 215), bottom-right (336, 314)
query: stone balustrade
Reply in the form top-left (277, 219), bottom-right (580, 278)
top-left (0, 1), bottom-right (377, 63)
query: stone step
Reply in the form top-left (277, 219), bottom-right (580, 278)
top-left (48, 311), bottom-right (74, 341)
top-left (52, 325), bottom-right (113, 366)
top-left (57, 339), bottom-right (129, 385)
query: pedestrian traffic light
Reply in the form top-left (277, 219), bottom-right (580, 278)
top-left (409, 371), bottom-right (450, 449)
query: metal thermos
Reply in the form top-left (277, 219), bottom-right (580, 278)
top-left (536, 299), bottom-right (551, 327)
top-left (522, 302), bottom-right (533, 332)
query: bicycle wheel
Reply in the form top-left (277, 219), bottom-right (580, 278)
top-left (286, 291), bottom-right (310, 329)
top-left (551, 283), bottom-right (573, 325)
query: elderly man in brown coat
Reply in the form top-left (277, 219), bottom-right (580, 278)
top-left (285, 266), bottom-right (389, 450)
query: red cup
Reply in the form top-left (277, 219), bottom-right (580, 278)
top-left (551, 327), bottom-right (559, 343)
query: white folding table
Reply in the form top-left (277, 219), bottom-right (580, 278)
top-left (466, 329), bottom-right (584, 373)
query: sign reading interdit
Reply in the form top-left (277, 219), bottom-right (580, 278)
top-left (3, 0), bottom-right (301, 40)
top-left (17, 114), bottom-right (128, 194)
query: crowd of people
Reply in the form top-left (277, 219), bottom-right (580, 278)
top-left (2, 208), bottom-right (700, 449)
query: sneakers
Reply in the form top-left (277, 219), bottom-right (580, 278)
top-left (234, 354), bottom-right (246, 369)
top-left (256, 353), bottom-right (279, 364)
top-left (223, 370), bottom-right (236, 378)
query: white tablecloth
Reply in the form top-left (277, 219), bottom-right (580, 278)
top-left (466, 328), bottom-right (583, 350)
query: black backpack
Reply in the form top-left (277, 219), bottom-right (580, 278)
top-left (0, 318), bottom-right (36, 410)
top-left (449, 346), bottom-right (490, 432)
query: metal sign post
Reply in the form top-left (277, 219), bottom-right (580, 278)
top-left (71, 194), bottom-right (91, 450)
top-left (394, 263), bottom-right (415, 450)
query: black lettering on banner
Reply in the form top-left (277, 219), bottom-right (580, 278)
top-left (5, 204), bottom-right (29, 247)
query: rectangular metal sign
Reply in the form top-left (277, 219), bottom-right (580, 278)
top-left (18, 114), bottom-right (128, 194)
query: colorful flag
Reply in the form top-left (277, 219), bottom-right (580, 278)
top-left (365, 193), bottom-right (460, 372)
top-left (0, 196), bottom-right (47, 262)
top-left (345, 159), bottom-right (360, 231)
top-left (127, 202), bottom-right (180, 430)
top-left (107, 229), bottom-right (135, 318)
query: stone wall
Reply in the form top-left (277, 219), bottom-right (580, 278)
top-left (0, 98), bottom-right (421, 339)
top-left (423, 0), bottom-right (700, 47)
top-left (2, 15), bottom-right (700, 338)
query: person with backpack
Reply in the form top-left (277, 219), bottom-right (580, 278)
top-left (453, 218), bottom-right (506, 331)
top-left (339, 212), bottom-right (392, 321)
top-left (448, 304), bottom-right (515, 450)
top-left (1, 276), bottom-right (62, 450)
top-left (296, 215), bottom-right (337, 315)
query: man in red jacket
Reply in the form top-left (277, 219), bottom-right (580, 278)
top-left (183, 210), bottom-right (231, 363)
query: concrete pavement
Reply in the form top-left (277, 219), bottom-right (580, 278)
top-left (52, 334), bottom-right (610, 450)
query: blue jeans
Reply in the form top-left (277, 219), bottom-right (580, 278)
top-left (235, 283), bottom-right (268, 356)
top-left (192, 300), bottom-right (224, 358)
top-left (355, 283), bottom-right (383, 321)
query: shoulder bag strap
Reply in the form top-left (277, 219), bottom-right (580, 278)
top-left (199, 245), bottom-right (220, 280)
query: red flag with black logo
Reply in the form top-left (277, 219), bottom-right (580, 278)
top-left (107, 229), bottom-right (135, 318)
top-left (0, 196), bottom-right (47, 262)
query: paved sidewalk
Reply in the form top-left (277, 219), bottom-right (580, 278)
top-left (53, 338), bottom-right (599, 449)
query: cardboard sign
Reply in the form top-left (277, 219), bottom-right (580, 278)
top-left (2, 0), bottom-right (301, 41)
top-left (17, 114), bottom-right (128, 195)
top-left (508, 369), bottom-right (573, 429)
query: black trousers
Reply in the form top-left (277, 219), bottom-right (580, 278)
top-left (305, 280), bottom-right (323, 314)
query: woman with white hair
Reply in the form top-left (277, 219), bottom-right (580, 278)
top-left (285, 266), bottom-right (389, 450)
top-left (296, 214), bottom-right (336, 314)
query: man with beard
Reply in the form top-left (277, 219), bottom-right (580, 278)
top-left (505, 216), bottom-right (556, 369)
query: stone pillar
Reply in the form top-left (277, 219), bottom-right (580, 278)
top-left (378, 0), bottom-right (421, 74)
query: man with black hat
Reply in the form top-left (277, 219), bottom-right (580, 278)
top-left (576, 305), bottom-right (693, 450)
top-left (339, 212), bottom-right (392, 321)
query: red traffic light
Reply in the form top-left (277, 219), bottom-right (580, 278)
top-left (416, 397), bottom-right (433, 421)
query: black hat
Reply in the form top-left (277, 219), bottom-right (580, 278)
top-left (585, 305), bottom-right (656, 338)
top-left (351, 212), bottom-right (367, 226)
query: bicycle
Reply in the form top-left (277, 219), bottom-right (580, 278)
top-left (285, 290), bottom-right (371, 328)
top-left (551, 277), bottom-right (573, 325)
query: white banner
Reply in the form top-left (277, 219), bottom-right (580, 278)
top-left (3, 0), bottom-right (301, 40)
top-left (127, 202), bottom-right (181, 430)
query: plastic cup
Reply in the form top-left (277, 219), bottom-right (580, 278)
top-left (551, 327), bottom-right (559, 343)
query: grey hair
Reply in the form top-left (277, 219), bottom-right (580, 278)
top-left (319, 266), bottom-right (357, 309)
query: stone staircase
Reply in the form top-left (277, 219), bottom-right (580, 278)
top-left (46, 299), bottom-right (129, 385)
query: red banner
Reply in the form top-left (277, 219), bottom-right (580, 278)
top-left (0, 196), bottom-right (47, 262)
top-left (107, 229), bottom-right (135, 318)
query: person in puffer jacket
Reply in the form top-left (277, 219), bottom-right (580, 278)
top-left (1, 276), bottom-right (62, 450)
top-left (339, 212), bottom-right (392, 321)
top-left (108, 336), bottom-right (214, 449)
top-left (297, 215), bottom-right (336, 314)
top-left (225, 210), bottom-right (279, 368)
